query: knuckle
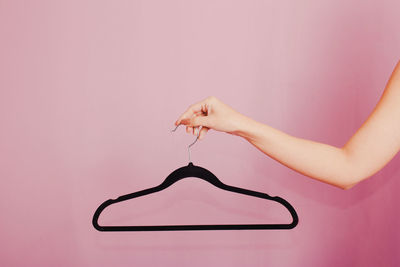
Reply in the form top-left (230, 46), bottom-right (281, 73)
top-left (208, 96), bottom-right (218, 102)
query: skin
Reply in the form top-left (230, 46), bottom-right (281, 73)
top-left (174, 60), bottom-right (400, 190)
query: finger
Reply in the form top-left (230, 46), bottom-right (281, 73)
top-left (181, 115), bottom-right (210, 129)
top-left (198, 126), bottom-right (209, 140)
top-left (192, 115), bottom-right (210, 128)
top-left (186, 126), bottom-right (193, 134)
top-left (175, 98), bottom-right (209, 126)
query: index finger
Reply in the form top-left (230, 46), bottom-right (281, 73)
top-left (175, 98), bottom-right (209, 126)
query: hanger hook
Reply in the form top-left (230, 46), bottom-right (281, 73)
top-left (171, 124), bottom-right (201, 163)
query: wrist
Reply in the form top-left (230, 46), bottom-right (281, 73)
top-left (232, 114), bottom-right (263, 141)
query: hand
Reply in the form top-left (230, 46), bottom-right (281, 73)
top-left (174, 96), bottom-right (247, 140)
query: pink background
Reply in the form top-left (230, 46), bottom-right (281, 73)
top-left (1, 0), bottom-right (399, 266)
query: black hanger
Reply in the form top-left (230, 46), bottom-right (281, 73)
top-left (92, 125), bottom-right (299, 231)
top-left (92, 161), bottom-right (299, 231)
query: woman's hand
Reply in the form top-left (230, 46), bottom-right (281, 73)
top-left (174, 96), bottom-right (248, 140)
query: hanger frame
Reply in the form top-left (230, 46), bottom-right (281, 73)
top-left (92, 162), bottom-right (299, 231)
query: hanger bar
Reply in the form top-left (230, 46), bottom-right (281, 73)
top-left (94, 224), bottom-right (296, 232)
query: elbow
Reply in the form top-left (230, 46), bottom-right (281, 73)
top-left (339, 182), bottom-right (357, 190)
top-left (337, 174), bottom-right (366, 190)
top-left (336, 151), bottom-right (366, 190)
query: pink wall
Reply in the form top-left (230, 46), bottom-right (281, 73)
top-left (1, 0), bottom-right (399, 266)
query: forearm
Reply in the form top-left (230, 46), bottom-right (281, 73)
top-left (233, 115), bottom-right (355, 189)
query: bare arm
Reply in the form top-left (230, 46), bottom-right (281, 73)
top-left (175, 60), bottom-right (400, 190)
